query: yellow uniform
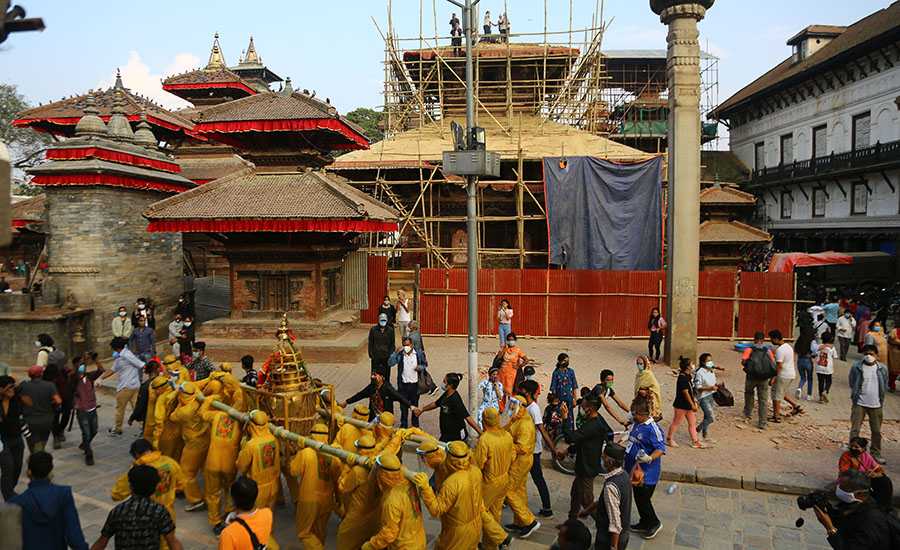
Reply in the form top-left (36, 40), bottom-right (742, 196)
top-left (162, 355), bottom-right (190, 385)
top-left (111, 450), bottom-right (184, 549)
top-left (473, 408), bottom-right (513, 524)
top-left (363, 454), bottom-right (426, 550)
top-left (288, 423), bottom-right (341, 550)
top-left (199, 395), bottom-right (241, 526)
top-left (505, 396), bottom-right (536, 528)
top-left (169, 382), bottom-right (209, 505)
top-left (416, 441), bottom-right (483, 550)
top-left (417, 440), bottom-right (450, 491)
top-left (332, 404), bottom-right (371, 451)
top-left (336, 436), bottom-right (379, 550)
top-left (236, 410), bottom-right (281, 550)
top-left (143, 376), bottom-right (171, 441)
top-left (152, 390), bottom-right (183, 462)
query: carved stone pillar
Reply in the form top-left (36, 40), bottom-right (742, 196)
top-left (651, 0), bottom-right (713, 364)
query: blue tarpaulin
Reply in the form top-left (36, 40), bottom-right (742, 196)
top-left (543, 155), bottom-right (663, 270)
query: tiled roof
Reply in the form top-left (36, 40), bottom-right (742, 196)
top-left (144, 170), bottom-right (398, 222)
top-left (14, 87), bottom-right (195, 135)
top-left (699, 186), bottom-right (758, 205)
top-left (195, 91), bottom-right (360, 130)
top-left (163, 68), bottom-right (254, 87)
top-left (11, 194), bottom-right (45, 221)
top-left (787, 25), bottom-right (848, 44)
top-left (713, 2), bottom-right (900, 118)
top-left (177, 155), bottom-right (254, 183)
top-left (699, 220), bottom-right (771, 244)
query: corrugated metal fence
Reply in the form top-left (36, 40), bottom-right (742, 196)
top-left (414, 268), bottom-right (794, 339)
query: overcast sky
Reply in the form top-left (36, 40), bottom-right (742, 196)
top-left (1, 0), bottom-right (892, 148)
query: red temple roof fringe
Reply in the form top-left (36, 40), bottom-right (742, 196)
top-left (46, 148), bottom-right (181, 173)
top-left (194, 119), bottom-right (368, 150)
top-left (147, 219), bottom-right (398, 233)
top-left (32, 174), bottom-right (193, 193)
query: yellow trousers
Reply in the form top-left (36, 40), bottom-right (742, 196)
top-left (296, 497), bottom-right (332, 550)
top-left (179, 446), bottom-right (208, 504)
top-left (481, 510), bottom-right (508, 550)
top-left (275, 472), bottom-right (300, 504)
top-left (482, 475), bottom-right (508, 525)
top-left (336, 510), bottom-right (378, 550)
top-left (505, 455), bottom-right (535, 527)
top-left (158, 438), bottom-right (183, 463)
top-left (204, 469), bottom-right (236, 526)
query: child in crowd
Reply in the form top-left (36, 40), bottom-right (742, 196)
top-left (574, 387), bottom-right (592, 428)
top-left (813, 332), bottom-right (838, 403)
top-left (542, 392), bottom-right (562, 435)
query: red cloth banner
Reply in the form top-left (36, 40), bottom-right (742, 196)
top-left (31, 174), bottom-right (191, 193)
top-left (46, 148), bottom-right (181, 173)
top-left (147, 219), bottom-right (398, 233)
top-left (13, 115), bottom-right (203, 140)
top-left (163, 82), bottom-right (257, 96)
top-left (769, 252), bottom-right (853, 273)
top-left (194, 119), bottom-right (369, 150)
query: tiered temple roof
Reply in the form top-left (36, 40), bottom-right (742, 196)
top-left (162, 34), bottom-right (259, 106)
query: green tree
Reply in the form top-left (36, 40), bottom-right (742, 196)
top-left (0, 83), bottom-right (53, 175)
top-left (344, 107), bottom-right (385, 143)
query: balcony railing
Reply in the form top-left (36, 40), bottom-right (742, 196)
top-left (750, 139), bottom-right (900, 186)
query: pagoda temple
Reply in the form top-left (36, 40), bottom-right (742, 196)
top-left (145, 83), bottom-right (397, 363)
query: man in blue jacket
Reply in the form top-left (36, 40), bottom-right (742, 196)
top-left (388, 336), bottom-right (428, 428)
top-left (9, 451), bottom-right (87, 550)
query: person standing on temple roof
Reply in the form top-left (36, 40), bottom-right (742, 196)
top-left (111, 306), bottom-right (132, 339)
top-left (129, 315), bottom-right (156, 365)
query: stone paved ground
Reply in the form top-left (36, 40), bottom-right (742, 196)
top-left (11, 399), bottom-right (838, 550)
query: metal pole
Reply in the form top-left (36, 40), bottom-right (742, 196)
top-left (464, 0), bottom-right (479, 415)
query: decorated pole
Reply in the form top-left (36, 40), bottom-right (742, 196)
top-left (194, 393), bottom-right (423, 481)
top-left (315, 407), bottom-right (448, 449)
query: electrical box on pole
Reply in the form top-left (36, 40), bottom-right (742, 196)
top-left (442, 150), bottom-right (501, 177)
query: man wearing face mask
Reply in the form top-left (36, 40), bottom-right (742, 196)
top-left (111, 306), bottom-right (133, 339)
top-left (416, 373), bottom-right (483, 442)
top-left (98, 337), bottom-right (145, 437)
top-left (848, 345), bottom-right (889, 465)
top-left (836, 312), bottom-right (857, 362)
top-left (388, 336), bottom-right (427, 428)
top-left (168, 314), bottom-right (184, 358)
top-left (340, 369), bottom-right (419, 421)
top-left (578, 442), bottom-right (630, 550)
top-left (813, 469), bottom-right (890, 549)
top-left (558, 393), bottom-right (611, 520)
top-left (369, 313), bottom-right (395, 375)
top-left (69, 351), bottom-right (105, 465)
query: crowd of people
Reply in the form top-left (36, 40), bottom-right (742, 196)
top-left (0, 288), bottom-right (898, 550)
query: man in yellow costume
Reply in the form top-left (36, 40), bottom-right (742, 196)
top-left (413, 440), bottom-right (482, 550)
top-left (416, 439), bottom-right (450, 490)
top-left (289, 422), bottom-right (342, 550)
top-left (163, 354), bottom-right (190, 384)
top-left (170, 381), bottom-right (210, 512)
top-left (474, 407), bottom-right (514, 549)
top-left (198, 392), bottom-right (241, 535)
top-left (152, 380), bottom-right (183, 462)
top-left (111, 438), bottom-right (184, 549)
top-left (143, 376), bottom-right (171, 441)
top-left (236, 409), bottom-right (281, 550)
top-left (504, 395), bottom-right (540, 537)
top-left (332, 404), bottom-right (371, 451)
top-left (336, 435), bottom-right (379, 550)
top-left (361, 453), bottom-right (426, 550)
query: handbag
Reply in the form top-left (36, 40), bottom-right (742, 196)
top-left (630, 463), bottom-right (645, 487)
top-left (417, 368), bottom-right (437, 395)
top-left (712, 384), bottom-right (734, 407)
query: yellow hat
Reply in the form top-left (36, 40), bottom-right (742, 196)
top-left (163, 355), bottom-right (179, 367)
top-left (250, 410), bottom-right (269, 426)
top-left (220, 362), bottom-right (233, 373)
top-left (376, 453), bottom-right (402, 472)
top-left (355, 435), bottom-right (376, 450)
top-left (416, 439), bottom-right (440, 454)
top-left (447, 440), bottom-right (469, 459)
top-left (310, 422), bottom-right (330, 436)
top-left (353, 404), bottom-right (370, 418)
top-left (482, 407), bottom-right (500, 427)
top-left (179, 381), bottom-right (197, 395)
top-left (379, 411), bottom-right (395, 427)
top-left (151, 376), bottom-right (170, 390)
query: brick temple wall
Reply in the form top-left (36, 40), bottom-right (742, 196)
top-left (43, 186), bottom-right (183, 355)
top-left (230, 258), bottom-right (343, 320)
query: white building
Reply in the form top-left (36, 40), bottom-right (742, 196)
top-left (712, 4), bottom-right (900, 255)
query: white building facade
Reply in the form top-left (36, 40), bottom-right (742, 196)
top-left (713, 11), bottom-right (900, 255)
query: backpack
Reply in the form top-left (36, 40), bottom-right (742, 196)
top-left (47, 348), bottom-right (67, 370)
top-left (744, 346), bottom-right (776, 381)
top-left (233, 517), bottom-right (267, 550)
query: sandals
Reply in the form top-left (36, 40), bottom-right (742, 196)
top-left (666, 439), bottom-right (680, 448)
top-left (768, 416), bottom-right (782, 423)
top-left (789, 407), bottom-right (805, 416)
top-left (691, 440), bottom-right (709, 449)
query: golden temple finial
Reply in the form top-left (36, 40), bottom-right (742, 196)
top-left (206, 32), bottom-right (226, 69)
top-left (243, 35), bottom-right (260, 65)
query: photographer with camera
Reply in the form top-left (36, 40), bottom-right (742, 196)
top-left (70, 351), bottom-right (104, 465)
top-left (811, 469), bottom-right (891, 549)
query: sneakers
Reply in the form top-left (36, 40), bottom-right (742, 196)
top-left (644, 522), bottom-right (663, 539)
top-left (536, 509), bottom-right (554, 519)
top-left (498, 535), bottom-right (512, 550)
top-left (795, 387), bottom-right (802, 400)
top-left (703, 436), bottom-right (717, 444)
top-left (873, 456), bottom-right (887, 465)
top-left (822, 392), bottom-right (829, 403)
top-left (53, 439), bottom-right (62, 450)
top-left (665, 439), bottom-right (680, 448)
top-left (212, 522), bottom-right (225, 537)
top-left (806, 395), bottom-right (813, 401)
top-left (504, 523), bottom-right (519, 531)
top-left (107, 428), bottom-right (123, 437)
top-left (184, 501), bottom-right (206, 512)
top-left (85, 455), bottom-right (94, 466)
top-left (690, 441), bottom-right (708, 449)
top-left (519, 520), bottom-right (540, 539)
top-left (630, 523), bottom-right (647, 533)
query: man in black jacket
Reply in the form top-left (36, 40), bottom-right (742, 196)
top-left (558, 394), bottom-right (611, 520)
top-left (339, 369), bottom-right (420, 421)
top-left (814, 469), bottom-right (891, 549)
top-left (128, 361), bottom-right (160, 431)
top-left (369, 313), bottom-right (395, 375)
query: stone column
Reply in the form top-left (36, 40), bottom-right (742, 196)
top-left (651, 0), bottom-right (713, 364)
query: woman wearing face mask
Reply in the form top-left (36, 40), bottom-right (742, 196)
top-left (837, 436), bottom-right (893, 512)
top-left (550, 353), bottom-right (577, 430)
top-left (496, 333), bottom-right (528, 408)
top-left (131, 298), bottom-right (155, 330)
top-left (378, 295), bottom-right (396, 327)
top-left (415, 373), bottom-right (483, 442)
top-left (864, 321), bottom-right (888, 366)
top-left (594, 369), bottom-right (630, 427)
top-left (477, 367), bottom-right (504, 428)
top-left (497, 299), bottom-right (514, 345)
top-left (647, 308), bottom-right (666, 363)
top-left (69, 352), bottom-right (105, 465)
top-left (693, 353), bottom-right (720, 444)
top-left (633, 356), bottom-right (662, 422)
top-left (665, 357), bottom-right (707, 449)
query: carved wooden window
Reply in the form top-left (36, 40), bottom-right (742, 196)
top-left (851, 182), bottom-right (868, 215)
top-left (324, 268), bottom-right (340, 307)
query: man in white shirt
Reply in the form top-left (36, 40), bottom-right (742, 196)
top-left (520, 380), bottom-right (556, 519)
top-left (168, 315), bottom-right (184, 358)
top-left (836, 312), bottom-right (857, 361)
top-left (849, 344), bottom-right (889, 464)
top-left (396, 290), bottom-right (412, 339)
top-left (388, 336), bottom-right (425, 429)
top-left (769, 330), bottom-right (803, 422)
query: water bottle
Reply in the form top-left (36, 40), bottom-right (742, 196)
top-left (667, 482), bottom-right (678, 495)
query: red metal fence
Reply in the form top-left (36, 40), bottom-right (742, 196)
top-left (360, 255), bottom-right (389, 324)
top-left (414, 267), bottom-right (795, 339)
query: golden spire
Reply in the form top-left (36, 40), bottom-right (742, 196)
top-left (206, 32), bottom-right (226, 69)
top-left (243, 35), bottom-right (260, 64)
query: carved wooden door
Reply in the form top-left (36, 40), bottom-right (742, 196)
top-left (265, 276), bottom-right (285, 310)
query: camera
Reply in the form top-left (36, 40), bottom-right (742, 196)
top-left (797, 490), bottom-right (828, 511)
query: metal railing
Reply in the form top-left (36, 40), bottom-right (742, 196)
top-left (751, 139), bottom-right (900, 186)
